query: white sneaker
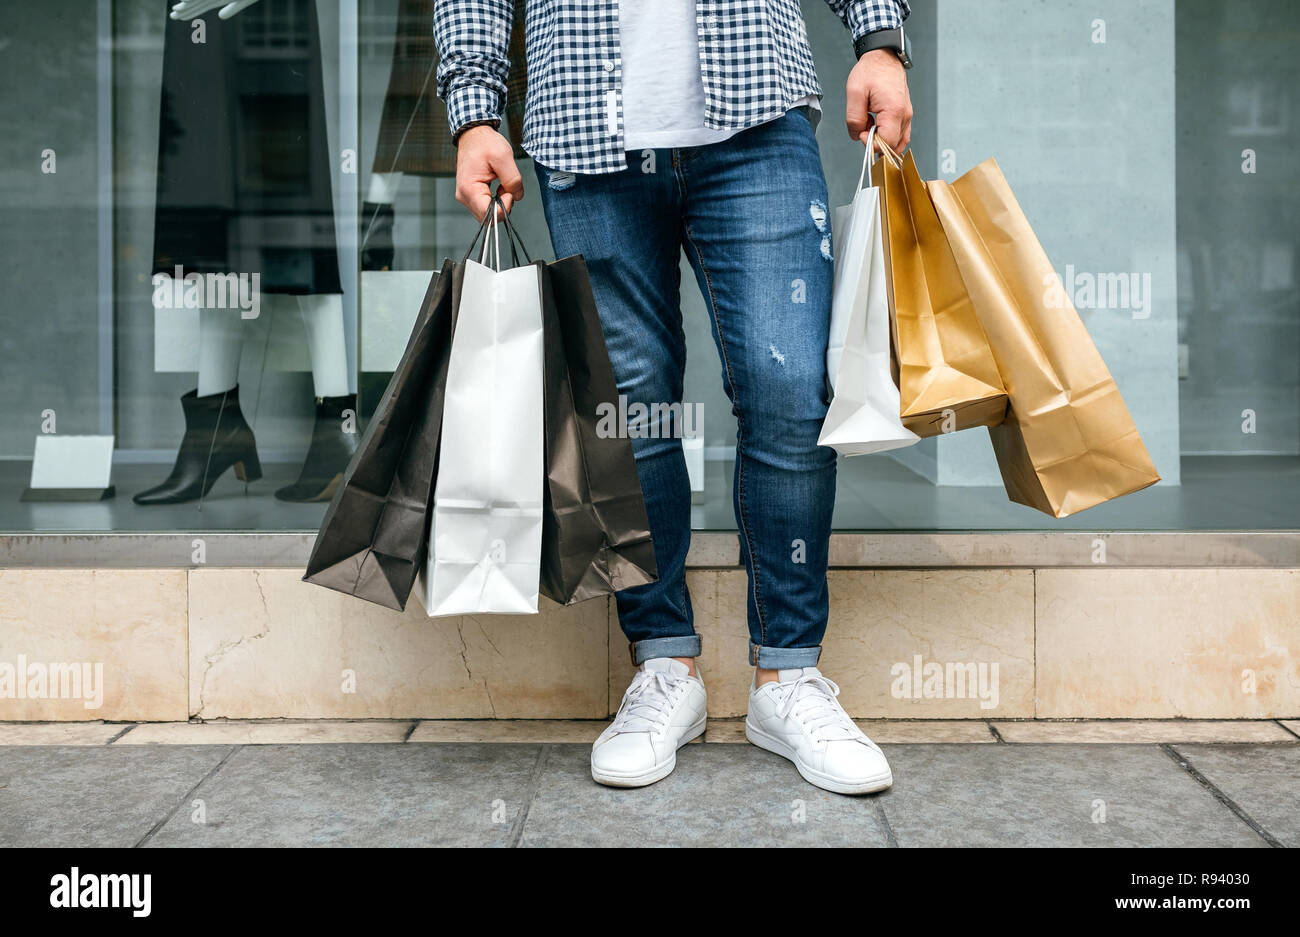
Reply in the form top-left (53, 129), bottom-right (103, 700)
top-left (591, 658), bottom-right (707, 788)
top-left (746, 667), bottom-right (893, 795)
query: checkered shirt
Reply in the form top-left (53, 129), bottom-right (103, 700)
top-left (435, 0), bottom-right (909, 174)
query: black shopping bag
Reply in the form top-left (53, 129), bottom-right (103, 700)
top-left (302, 259), bottom-right (461, 610)
top-left (539, 253), bottom-right (659, 604)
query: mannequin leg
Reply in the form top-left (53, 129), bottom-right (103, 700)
top-left (298, 294), bottom-right (350, 398)
top-left (196, 306), bottom-right (244, 396)
top-left (367, 171), bottom-right (402, 204)
top-left (362, 172), bottom-right (403, 271)
top-left (275, 294), bottom-right (358, 502)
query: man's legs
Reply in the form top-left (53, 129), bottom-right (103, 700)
top-left (676, 109), bottom-right (838, 670)
top-left (532, 115), bottom-right (889, 794)
top-left (533, 154), bottom-right (699, 666)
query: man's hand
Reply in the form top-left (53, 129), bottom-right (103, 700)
top-left (455, 125), bottom-right (525, 221)
top-left (845, 49), bottom-right (912, 154)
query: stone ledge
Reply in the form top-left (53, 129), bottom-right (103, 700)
top-left (3, 530), bottom-right (1297, 568)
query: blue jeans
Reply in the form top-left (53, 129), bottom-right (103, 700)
top-left (534, 108), bottom-right (836, 669)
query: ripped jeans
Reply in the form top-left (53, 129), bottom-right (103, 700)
top-left (534, 108), bottom-right (836, 670)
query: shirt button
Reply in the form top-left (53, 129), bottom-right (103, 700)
top-left (602, 59), bottom-right (615, 72)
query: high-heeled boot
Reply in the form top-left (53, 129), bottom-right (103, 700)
top-left (275, 393), bottom-right (360, 502)
top-left (134, 386), bottom-right (262, 505)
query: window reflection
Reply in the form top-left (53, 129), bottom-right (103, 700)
top-left (0, 0), bottom-right (1294, 533)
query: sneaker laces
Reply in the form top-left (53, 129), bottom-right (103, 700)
top-left (610, 668), bottom-right (688, 734)
top-left (774, 673), bottom-right (859, 743)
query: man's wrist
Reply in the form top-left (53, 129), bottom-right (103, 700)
top-left (445, 81), bottom-right (504, 145)
top-left (854, 27), bottom-right (912, 69)
top-left (453, 119), bottom-right (502, 146)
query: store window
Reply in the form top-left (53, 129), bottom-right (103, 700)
top-left (1, 0), bottom-right (1295, 534)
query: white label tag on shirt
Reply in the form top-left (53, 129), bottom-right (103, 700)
top-left (605, 89), bottom-right (619, 136)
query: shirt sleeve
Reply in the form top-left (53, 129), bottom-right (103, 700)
top-left (434, 0), bottom-right (514, 141)
top-left (824, 0), bottom-right (910, 41)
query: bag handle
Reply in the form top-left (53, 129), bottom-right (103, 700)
top-left (460, 201), bottom-right (493, 262)
top-left (480, 207), bottom-right (498, 267)
top-left (856, 124), bottom-right (879, 191)
top-left (874, 132), bottom-right (904, 170)
top-left (461, 194), bottom-right (515, 270)
top-left (459, 188), bottom-right (536, 268)
top-left (489, 186), bottom-right (535, 265)
top-left (857, 125), bottom-right (905, 189)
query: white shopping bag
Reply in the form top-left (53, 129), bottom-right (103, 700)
top-left (423, 213), bottom-right (545, 616)
top-left (819, 131), bottom-right (920, 456)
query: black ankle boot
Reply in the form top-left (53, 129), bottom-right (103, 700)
top-left (361, 202), bottom-right (395, 271)
top-left (275, 393), bottom-right (360, 503)
top-left (134, 386), bottom-right (262, 505)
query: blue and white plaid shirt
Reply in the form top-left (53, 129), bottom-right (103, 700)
top-left (435, 0), bottom-right (910, 174)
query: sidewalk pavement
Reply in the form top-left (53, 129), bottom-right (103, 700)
top-left (1, 720), bottom-right (1295, 847)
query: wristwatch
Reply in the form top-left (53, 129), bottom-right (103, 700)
top-left (854, 26), bottom-right (913, 69)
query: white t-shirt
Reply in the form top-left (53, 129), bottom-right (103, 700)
top-left (618, 0), bottom-right (818, 151)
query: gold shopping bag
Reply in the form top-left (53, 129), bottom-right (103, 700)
top-left (872, 139), bottom-right (1007, 438)
top-left (927, 159), bottom-right (1161, 517)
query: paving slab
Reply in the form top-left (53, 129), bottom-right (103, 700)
top-left (703, 720), bottom-right (995, 743)
top-left (144, 743), bottom-right (542, 848)
top-left (1171, 743), bottom-right (1300, 847)
top-left (993, 721), bottom-right (1296, 744)
top-left (0, 745), bottom-right (232, 847)
top-left (873, 744), bottom-right (1269, 847)
top-left (518, 744), bottom-right (893, 847)
top-left (120, 721), bottom-right (414, 745)
top-left (0, 723), bottom-right (130, 745)
top-left (410, 720), bottom-right (603, 743)
top-left (859, 720), bottom-right (996, 743)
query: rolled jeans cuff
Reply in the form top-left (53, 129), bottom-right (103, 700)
top-left (750, 643), bottom-right (822, 669)
top-left (630, 635), bottom-right (702, 666)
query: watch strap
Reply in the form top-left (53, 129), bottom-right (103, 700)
top-left (854, 27), bottom-right (912, 68)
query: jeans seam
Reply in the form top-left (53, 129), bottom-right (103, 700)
top-left (664, 151), bottom-right (694, 652)
top-left (677, 183), bottom-right (768, 652)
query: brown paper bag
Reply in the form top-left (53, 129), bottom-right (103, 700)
top-left (872, 140), bottom-right (1007, 437)
top-left (927, 159), bottom-right (1161, 517)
